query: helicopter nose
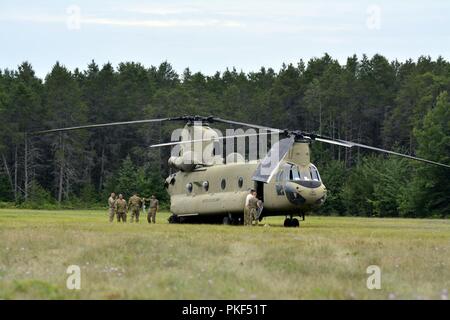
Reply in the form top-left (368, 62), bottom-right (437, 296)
top-left (285, 181), bottom-right (326, 205)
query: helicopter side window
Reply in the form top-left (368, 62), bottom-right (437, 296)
top-left (276, 170), bottom-right (282, 182)
top-left (221, 179), bottom-right (226, 190)
top-left (275, 170), bottom-right (285, 195)
top-left (238, 177), bottom-right (243, 188)
top-left (186, 183), bottom-right (193, 194)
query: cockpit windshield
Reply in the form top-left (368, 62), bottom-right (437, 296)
top-left (288, 164), bottom-right (321, 182)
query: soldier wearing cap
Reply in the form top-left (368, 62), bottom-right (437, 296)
top-left (147, 195), bottom-right (159, 224)
top-left (115, 194), bottom-right (128, 223)
top-left (107, 192), bottom-right (116, 222)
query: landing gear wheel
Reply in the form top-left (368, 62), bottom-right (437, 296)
top-left (168, 214), bottom-right (179, 224)
top-left (284, 217), bottom-right (300, 227)
top-left (284, 218), bottom-right (292, 227)
top-left (179, 216), bottom-right (187, 224)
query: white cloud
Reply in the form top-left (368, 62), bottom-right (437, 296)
top-left (82, 17), bottom-right (244, 28)
top-left (0, 14), bottom-right (244, 28)
top-left (124, 4), bottom-right (201, 16)
top-left (106, 1), bottom-right (360, 33)
top-left (2, 14), bottom-right (66, 24)
top-left (0, 0), bottom-right (363, 33)
top-left (122, 1), bottom-right (358, 19)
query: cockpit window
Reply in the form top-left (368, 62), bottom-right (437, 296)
top-left (290, 167), bottom-right (301, 180)
top-left (300, 169), bottom-right (311, 181)
top-left (288, 164), bottom-right (321, 182)
top-left (310, 165), bottom-right (321, 181)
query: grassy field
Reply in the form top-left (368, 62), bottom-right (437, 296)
top-left (0, 209), bottom-right (449, 300)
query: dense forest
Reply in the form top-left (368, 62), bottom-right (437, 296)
top-left (0, 54), bottom-right (449, 217)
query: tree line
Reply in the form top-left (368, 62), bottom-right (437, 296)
top-left (0, 54), bottom-right (448, 217)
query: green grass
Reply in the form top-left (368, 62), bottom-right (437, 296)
top-left (0, 209), bottom-right (449, 300)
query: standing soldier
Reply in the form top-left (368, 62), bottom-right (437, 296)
top-left (248, 191), bottom-right (259, 227)
top-left (147, 195), bottom-right (159, 224)
top-left (244, 189), bottom-right (254, 226)
top-left (108, 192), bottom-right (116, 223)
top-left (115, 194), bottom-right (128, 223)
top-left (128, 192), bottom-right (143, 223)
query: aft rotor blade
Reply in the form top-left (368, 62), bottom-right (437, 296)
top-left (211, 117), bottom-right (282, 133)
top-left (30, 118), bottom-right (172, 135)
top-left (252, 136), bottom-right (296, 183)
top-left (350, 141), bottom-right (450, 168)
top-left (314, 137), bottom-right (354, 148)
top-left (314, 136), bottom-right (450, 169)
top-left (150, 132), bottom-right (272, 148)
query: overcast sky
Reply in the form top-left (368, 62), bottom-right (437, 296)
top-left (1, 0), bottom-right (449, 78)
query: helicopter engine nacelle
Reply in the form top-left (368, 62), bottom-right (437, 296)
top-left (168, 151), bottom-right (201, 172)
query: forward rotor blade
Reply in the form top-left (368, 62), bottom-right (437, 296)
top-left (150, 132), bottom-right (271, 148)
top-left (30, 115), bottom-right (282, 135)
top-left (30, 118), bottom-right (172, 135)
top-left (211, 117), bottom-right (282, 133)
top-left (252, 136), bottom-right (296, 183)
top-left (314, 136), bottom-right (450, 169)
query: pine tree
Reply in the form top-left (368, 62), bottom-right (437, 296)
top-left (44, 62), bottom-right (88, 203)
top-left (400, 92), bottom-right (450, 217)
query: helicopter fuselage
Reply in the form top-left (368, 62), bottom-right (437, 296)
top-left (165, 160), bottom-right (327, 221)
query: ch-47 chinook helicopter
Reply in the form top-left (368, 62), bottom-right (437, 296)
top-left (32, 115), bottom-right (450, 227)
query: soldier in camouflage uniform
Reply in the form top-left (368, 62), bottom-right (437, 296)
top-left (115, 194), bottom-right (128, 223)
top-left (147, 195), bottom-right (159, 224)
top-left (243, 189), bottom-right (254, 226)
top-left (108, 192), bottom-right (116, 222)
top-left (128, 192), bottom-right (143, 223)
top-left (247, 191), bottom-right (259, 227)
